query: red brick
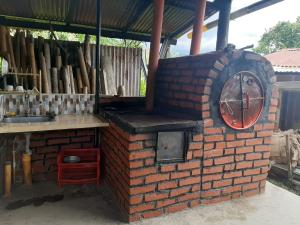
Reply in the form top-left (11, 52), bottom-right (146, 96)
top-left (216, 142), bottom-right (226, 149)
top-left (236, 161), bottom-right (253, 169)
top-left (145, 192), bottom-right (169, 202)
top-left (142, 210), bottom-right (164, 219)
top-left (253, 159), bottom-right (269, 167)
top-left (236, 146), bottom-right (254, 154)
top-left (36, 146), bottom-right (59, 154)
top-left (213, 179), bottom-right (232, 188)
top-left (192, 168), bottom-right (201, 175)
top-left (243, 182), bottom-right (259, 191)
top-left (245, 153), bottom-right (262, 160)
top-left (158, 181), bottom-right (177, 190)
top-left (226, 140), bottom-right (245, 148)
top-left (178, 192), bottom-right (200, 202)
top-left (236, 132), bottom-right (255, 139)
top-left (203, 166), bottom-right (223, 174)
top-left (222, 185), bottom-right (241, 194)
top-left (145, 174), bottom-right (169, 183)
top-left (255, 145), bottom-right (271, 152)
top-left (128, 133), bottom-right (155, 142)
top-left (263, 152), bottom-right (271, 159)
top-left (193, 134), bottom-right (203, 142)
top-left (226, 134), bottom-right (235, 141)
top-left (47, 138), bottom-right (69, 145)
top-left (204, 127), bottom-right (224, 135)
top-left (235, 155), bottom-right (244, 162)
top-left (224, 148), bottom-right (235, 155)
top-left (204, 149), bottom-right (223, 158)
top-left (171, 171), bottom-right (190, 179)
top-left (224, 171), bottom-right (242, 179)
top-left (128, 142), bottom-right (143, 151)
top-left (252, 173), bottom-right (268, 182)
top-left (130, 178), bottom-right (144, 186)
top-left (203, 159), bottom-right (213, 166)
top-left (145, 158), bottom-right (155, 166)
top-left (71, 136), bottom-right (91, 143)
top-left (202, 182), bottom-right (212, 190)
top-left (257, 130), bottom-right (273, 137)
top-left (178, 161), bottom-right (200, 170)
top-left (129, 203), bottom-right (155, 214)
top-left (202, 195), bottom-right (231, 205)
top-left (254, 124), bottom-right (263, 131)
top-left (193, 150), bottom-right (203, 158)
top-left (202, 174), bottom-right (222, 182)
top-left (263, 123), bottom-right (275, 130)
top-left (129, 185), bottom-right (156, 195)
top-left (129, 160), bottom-right (144, 169)
top-left (161, 164), bottom-right (176, 172)
top-left (166, 203), bottom-right (188, 213)
top-left (130, 167), bottom-right (156, 178)
top-left (261, 166), bottom-right (269, 174)
top-left (129, 150), bottom-right (155, 160)
top-left (130, 196), bottom-right (143, 205)
top-left (30, 140), bottom-right (46, 148)
top-left (243, 189), bottom-right (260, 197)
top-left (203, 119), bottom-right (214, 127)
top-left (268, 114), bottom-right (276, 122)
top-left (157, 199), bottom-right (176, 208)
top-left (214, 156), bottom-right (234, 165)
top-left (246, 138), bottom-right (263, 146)
top-left (204, 135), bottom-right (224, 142)
top-left (189, 142), bottom-right (202, 150)
top-left (244, 168), bottom-right (261, 176)
top-left (201, 189), bottom-right (221, 198)
top-left (234, 177), bottom-right (251, 185)
top-left (224, 163), bottom-right (235, 171)
top-left (179, 176), bottom-right (201, 186)
top-left (170, 187), bottom-right (190, 197)
top-left (76, 130), bottom-right (94, 136)
top-left (204, 143), bottom-right (214, 150)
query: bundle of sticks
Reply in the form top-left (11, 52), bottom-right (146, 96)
top-left (0, 26), bottom-right (96, 94)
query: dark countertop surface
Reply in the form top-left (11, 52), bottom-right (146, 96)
top-left (101, 108), bottom-right (202, 134)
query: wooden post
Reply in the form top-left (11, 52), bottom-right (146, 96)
top-left (146, 0), bottom-right (165, 112)
top-left (190, 0), bottom-right (207, 55)
top-left (216, 0), bottom-right (232, 50)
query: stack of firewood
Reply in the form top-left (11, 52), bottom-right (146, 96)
top-left (0, 26), bottom-right (96, 94)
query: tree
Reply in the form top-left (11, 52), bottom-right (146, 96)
top-left (255, 17), bottom-right (300, 55)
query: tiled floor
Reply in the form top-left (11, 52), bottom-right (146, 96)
top-left (0, 182), bottom-right (300, 225)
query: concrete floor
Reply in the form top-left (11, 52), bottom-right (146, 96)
top-left (0, 182), bottom-right (300, 225)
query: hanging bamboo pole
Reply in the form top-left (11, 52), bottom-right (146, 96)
top-left (78, 46), bottom-right (90, 93)
top-left (76, 68), bottom-right (83, 94)
top-left (51, 67), bottom-right (59, 93)
top-left (0, 26), bottom-right (8, 54)
top-left (62, 67), bottom-right (71, 94)
top-left (59, 79), bottom-right (64, 93)
top-left (84, 35), bottom-right (91, 70)
top-left (68, 66), bottom-right (76, 94)
top-left (91, 68), bottom-right (96, 94)
top-left (28, 42), bottom-right (38, 88)
top-left (39, 52), bottom-right (50, 94)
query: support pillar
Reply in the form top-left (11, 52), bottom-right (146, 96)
top-left (190, 0), bottom-right (207, 55)
top-left (95, 0), bottom-right (102, 114)
top-left (216, 0), bottom-right (232, 50)
top-left (146, 0), bottom-right (165, 112)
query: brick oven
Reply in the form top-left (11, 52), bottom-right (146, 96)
top-left (100, 49), bottom-right (279, 222)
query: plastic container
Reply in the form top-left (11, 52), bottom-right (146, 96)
top-left (57, 148), bottom-right (100, 187)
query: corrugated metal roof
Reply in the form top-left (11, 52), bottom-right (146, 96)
top-left (0, 0), bottom-right (218, 41)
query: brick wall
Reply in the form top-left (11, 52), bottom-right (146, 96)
top-left (30, 129), bottom-right (95, 181)
top-left (101, 50), bottom-right (279, 222)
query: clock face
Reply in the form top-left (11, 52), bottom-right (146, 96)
top-left (219, 71), bottom-right (264, 130)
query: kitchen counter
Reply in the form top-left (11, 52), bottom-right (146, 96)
top-left (0, 114), bottom-right (109, 134)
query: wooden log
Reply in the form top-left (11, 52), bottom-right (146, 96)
top-left (55, 47), bottom-right (62, 70)
top-left (6, 30), bottom-right (16, 71)
top-left (44, 42), bottom-right (51, 69)
top-left (47, 68), bottom-right (52, 92)
top-left (39, 52), bottom-right (50, 94)
top-left (62, 66), bottom-right (71, 94)
top-left (76, 68), bottom-right (83, 94)
top-left (68, 66), bottom-right (76, 94)
top-left (58, 79), bottom-right (64, 93)
top-left (73, 77), bottom-right (78, 94)
top-left (77, 46), bottom-right (90, 93)
top-left (51, 67), bottom-right (59, 93)
top-left (83, 86), bottom-right (88, 94)
top-left (28, 42), bottom-right (38, 88)
top-left (14, 30), bottom-right (21, 70)
top-left (91, 68), bottom-right (96, 94)
top-left (20, 32), bottom-right (27, 87)
top-left (0, 26), bottom-right (8, 54)
top-left (84, 35), bottom-right (91, 70)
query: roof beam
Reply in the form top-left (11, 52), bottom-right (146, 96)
top-left (0, 16), bottom-right (177, 44)
top-left (205, 0), bottom-right (284, 30)
top-left (66, 0), bottom-right (80, 24)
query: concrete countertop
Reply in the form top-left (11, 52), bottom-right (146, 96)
top-left (0, 114), bottom-right (109, 134)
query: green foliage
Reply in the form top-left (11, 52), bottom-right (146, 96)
top-left (140, 75), bottom-right (146, 96)
top-left (255, 17), bottom-right (300, 55)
